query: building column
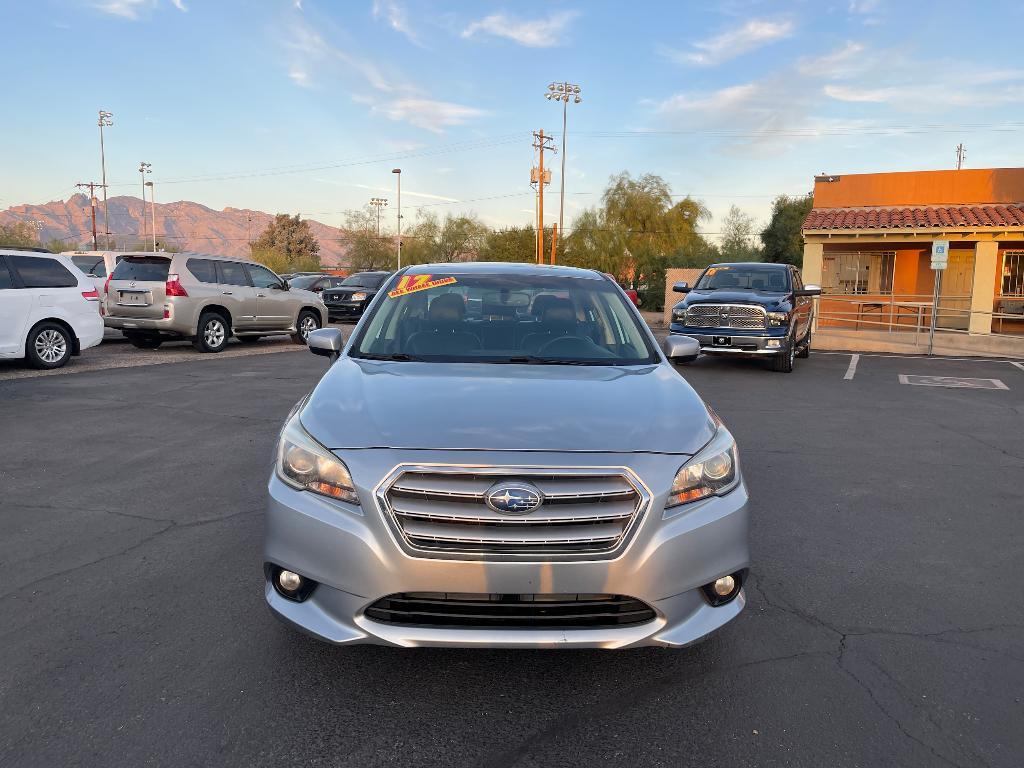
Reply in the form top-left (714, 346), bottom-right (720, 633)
top-left (803, 241), bottom-right (824, 331)
top-left (969, 241), bottom-right (998, 335)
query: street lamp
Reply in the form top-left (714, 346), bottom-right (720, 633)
top-left (369, 197), bottom-right (388, 238)
top-left (392, 169), bottom-right (402, 269)
top-left (98, 110), bottom-right (113, 246)
top-left (138, 162), bottom-right (152, 246)
top-left (544, 82), bottom-right (582, 240)
top-left (145, 180), bottom-right (156, 252)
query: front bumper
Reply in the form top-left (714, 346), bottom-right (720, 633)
top-left (325, 302), bottom-right (365, 320)
top-left (669, 325), bottom-right (787, 356)
top-left (264, 450), bottom-right (750, 648)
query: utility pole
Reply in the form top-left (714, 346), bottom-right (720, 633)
top-left (531, 130), bottom-right (555, 264)
top-left (76, 182), bottom-right (101, 250)
top-left (98, 111), bottom-right (113, 247)
top-left (145, 180), bottom-right (156, 251)
top-left (544, 81), bottom-right (582, 256)
top-left (956, 143), bottom-right (966, 170)
top-left (392, 169), bottom-right (402, 269)
top-left (138, 162), bottom-right (151, 246)
top-left (369, 197), bottom-right (388, 237)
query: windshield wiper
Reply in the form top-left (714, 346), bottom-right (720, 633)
top-left (492, 356), bottom-right (610, 366)
top-left (353, 352), bottom-right (423, 362)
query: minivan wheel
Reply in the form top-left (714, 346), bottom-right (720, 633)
top-left (770, 335), bottom-right (796, 373)
top-left (292, 311), bottom-right (320, 345)
top-left (125, 332), bottom-right (162, 350)
top-left (26, 322), bottom-right (72, 369)
top-left (192, 312), bottom-right (230, 353)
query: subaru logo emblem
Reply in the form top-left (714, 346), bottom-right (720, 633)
top-left (484, 481), bottom-right (544, 515)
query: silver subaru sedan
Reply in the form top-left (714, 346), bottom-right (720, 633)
top-left (264, 262), bottom-right (749, 648)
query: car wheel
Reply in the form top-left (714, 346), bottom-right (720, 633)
top-left (770, 335), bottom-right (795, 373)
top-left (237, 336), bottom-right (262, 344)
top-left (292, 310), bottom-right (321, 345)
top-left (26, 322), bottom-right (72, 369)
top-left (192, 312), bottom-right (230, 353)
top-left (125, 333), bottom-right (162, 350)
top-left (797, 326), bottom-right (811, 359)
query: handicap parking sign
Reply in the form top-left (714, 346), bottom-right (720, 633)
top-left (931, 240), bottom-right (949, 270)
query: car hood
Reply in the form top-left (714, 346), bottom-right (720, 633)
top-left (300, 359), bottom-right (716, 454)
top-left (681, 288), bottom-right (789, 309)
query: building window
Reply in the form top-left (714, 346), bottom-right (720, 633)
top-left (821, 251), bottom-right (895, 295)
top-left (1001, 251), bottom-right (1024, 297)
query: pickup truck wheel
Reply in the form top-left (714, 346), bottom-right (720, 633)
top-left (192, 312), bottom-right (230, 353)
top-left (797, 327), bottom-right (811, 359)
top-left (770, 335), bottom-right (795, 373)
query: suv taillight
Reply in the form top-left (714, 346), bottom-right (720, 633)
top-left (165, 273), bottom-right (188, 297)
top-left (81, 289), bottom-right (99, 301)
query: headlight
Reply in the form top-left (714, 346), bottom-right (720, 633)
top-left (666, 428), bottom-right (739, 508)
top-left (351, 292), bottom-right (368, 302)
top-left (672, 308), bottom-right (686, 321)
top-left (276, 412), bottom-right (359, 505)
top-left (767, 311), bottom-right (789, 327)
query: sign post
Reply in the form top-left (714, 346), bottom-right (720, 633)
top-left (927, 240), bottom-right (949, 355)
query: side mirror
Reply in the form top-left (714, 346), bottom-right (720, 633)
top-left (672, 281), bottom-right (691, 294)
top-left (794, 284), bottom-right (821, 297)
top-left (307, 328), bottom-right (344, 362)
top-left (662, 335), bottom-right (700, 364)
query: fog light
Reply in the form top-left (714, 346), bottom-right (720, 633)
top-left (713, 575), bottom-right (736, 597)
top-left (278, 570), bottom-right (303, 592)
top-left (766, 339), bottom-right (781, 348)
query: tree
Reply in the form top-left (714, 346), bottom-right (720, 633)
top-left (761, 194), bottom-right (813, 266)
top-left (252, 214), bottom-right (321, 271)
top-left (0, 222), bottom-right (40, 248)
top-left (344, 207), bottom-right (395, 272)
top-left (719, 206), bottom-right (762, 262)
top-left (402, 211), bottom-right (488, 264)
top-left (478, 226), bottom-right (537, 263)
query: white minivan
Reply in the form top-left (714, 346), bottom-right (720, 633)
top-left (0, 248), bottom-right (105, 369)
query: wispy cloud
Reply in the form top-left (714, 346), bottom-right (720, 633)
top-left (372, 0), bottom-right (421, 46)
top-left (797, 42), bottom-right (865, 78)
top-left (92, 0), bottom-right (152, 19)
top-left (848, 0), bottom-right (884, 25)
top-left (284, 21), bottom-right (394, 92)
top-left (665, 19), bottom-right (793, 66)
top-left (316, 179), bottom-right (460, 203)
top-left (354, 96), bottom-right (486, 134)
top-left (461, 10), bottom-right (579, 48)
top-left (170, 0), bottom-right (186, 10)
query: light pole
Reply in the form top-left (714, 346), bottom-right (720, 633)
top-left (392, 169), bottom-right (402, 269)
top-left (145, 180), bottom-right (156, 251)
top-left (369, 197), bottom-right (388, 237)
top-left (138, 162), bottom-right (151, 246)
top-left (545, 82), bottom-right (582, 241)
top-left (98, 111), bottom-right (113, 247)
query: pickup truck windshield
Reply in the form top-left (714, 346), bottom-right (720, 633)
top-left (342, 273), bottom-right (385, 288)
top-left (351, 273), bottom-right (657, 365)
top-left (695, 266), bottom-right (790, 292)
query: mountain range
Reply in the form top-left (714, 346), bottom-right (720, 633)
top-left (0, 194), bottom-right (351, 265)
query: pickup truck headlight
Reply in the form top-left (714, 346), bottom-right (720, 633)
top-left (767, 311), bottom-right (789, 327)
top-left (666, 428), bottom-right (739, 508)
top-left (672, 308), bottom-right (686, 321)
top-left (350, 292), bottom-right (368, 302)
top-left (276, 412), bottom-right (359, 505)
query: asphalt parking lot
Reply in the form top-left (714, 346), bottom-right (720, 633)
top-left (1, 339), bottom-right (1022, 767)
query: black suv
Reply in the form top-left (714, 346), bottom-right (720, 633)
top-left (321, 271), bottom-right (391, 321)
top-left (668, 262), bottom-right (820, 372)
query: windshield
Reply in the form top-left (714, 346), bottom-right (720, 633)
top-left (289, 275), bottom-right (322, 289)
top-left (111, 256), bottom-right (171, 282)
top-left (342, 273), bottom-right (384, 288)
top-left (695, 265), bottom-right (790, 292)
top-left (351, 272), bottom-right (657, 365)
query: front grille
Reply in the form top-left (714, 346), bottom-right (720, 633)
top-left (379, 468), bottom-right (646, 559)
top-left (685, 304), bottom-right (766, 329)
top-left (365, 593), bottom-right (657, 629)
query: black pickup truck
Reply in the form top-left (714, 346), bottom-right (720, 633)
top-left (668, 262), bottom-right (821, 373)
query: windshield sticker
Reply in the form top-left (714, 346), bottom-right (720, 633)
top-left (387, 274), bottom-right (457, 298)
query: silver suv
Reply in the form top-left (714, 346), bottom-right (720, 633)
top-left (103, 252), bottom-right (327, 351)
top-left (264, 262), bottom-right (749, 649)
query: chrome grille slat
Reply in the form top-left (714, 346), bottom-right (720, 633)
top-left (381, 467), bottom-right (646, 558)
top-left (685, 303), bottom-right (767, 329)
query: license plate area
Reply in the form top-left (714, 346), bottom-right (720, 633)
top-left (712, 336), bottom-right (731, 346)
top-left (118, 291), bottom-right (150, 306)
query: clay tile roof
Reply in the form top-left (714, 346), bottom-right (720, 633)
top-left (802, 204), bottom-right (1024, 230)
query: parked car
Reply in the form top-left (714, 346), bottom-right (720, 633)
top-left (264, 263), bottom-right (749, 648)
top-left (287, 274), bottom-right (350, 294)
top-left (603, 274), bottom-right (641, 307)
top-left (0, 248), bottom-right (103, 369)
top-left (668, 262), bottom-right (820, 373)
top-left (64, 251), bottom-right (127, 314)
top-left (102, 252), bottom-right (327, 351)
top-left (321, 270), bottom-right (391, 321)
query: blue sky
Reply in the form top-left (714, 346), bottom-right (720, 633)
top-left (2, 0), bottom-right (1024, 239)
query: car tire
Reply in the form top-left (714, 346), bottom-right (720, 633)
top-left (292, 310), bottom-right (321, 345)
top-left (797, 326), bottom-right (811, 359)
top-left (126, 333), bottom-right (162, 350)
top-left (26, 321), bottom-right (73, 369)
top-left (192, 312), bottom-right (230, 353)
top-left (237, 336), bottom-right (262, 344)
top-left (770, 334), bottom-right (796, 373)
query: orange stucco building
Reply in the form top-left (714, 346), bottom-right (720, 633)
top-left (801, 168), bottom-right (1024, 336)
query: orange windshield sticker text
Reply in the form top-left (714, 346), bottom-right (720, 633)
top-left (387, 275), bottom-right (457, 298)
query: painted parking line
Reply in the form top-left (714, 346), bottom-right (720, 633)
top-left (843, 354), bottom-right (860, 380)
top-left (1012, 361), bottom-right (1024, 372)
top-left (897, 374), bottom-right (1008, 390)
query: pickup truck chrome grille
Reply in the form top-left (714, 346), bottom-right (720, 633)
top-left (378, 467), bottom-right (647, 559)
top-left (685, 304), bottom-right (767, 329)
